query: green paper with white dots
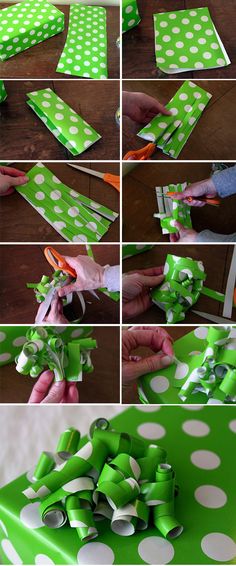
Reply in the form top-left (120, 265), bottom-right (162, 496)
top-left (154, 7), bottom-right (230, 75)
top-left (56, 5), bottom-right (108, 80)
top-left (138, 80), bottom-right (212, 159)
top-left (0, 405), bottom-right (236, 564)
top-left (155, 183), bottom-right (192, 234)
top-left (122, 244), bottom-right (154, 260)
top-left (122, 0), bottom-right (141, 33)
top-left (26, 88), bottom-right (101, 157)
top-left (0, 0), bottom-right (64, 62)
top-left (0, 80), bottom-right (7, 103)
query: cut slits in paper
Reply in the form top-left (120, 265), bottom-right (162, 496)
top-left (26, 88), bottom-right (101, 156)
top-left (138, 80), bottom-right (212, 158)
top-left (122, 0), bottom-right (141, 33)
top-left (0, 80), bottom-right (7, 103)
top-left (155, 183), bottom-right (192, 234)
top-left (154, 7), bottom-right (230, 74)
top-left (57, 6), bottom-right (108, 79)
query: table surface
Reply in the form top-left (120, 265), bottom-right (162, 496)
top-left (122, 79), bottom-right (236, 160)
top-left (122, 0), bottom-right (236, 79)
top-left (0, 244), bottom-right (120, 323)
top-left (122, 243), bottom-right (236, 324)
top-left (0, 80), bottom-right (120, 160)
top-left (0, 326), bottom-right (120, 404)
top-left (0, 161), bottom-right (120, 242)
top-left (0, 4), bottom-right (120, 79)
top-left (122, 162), bottom-right (236, 242)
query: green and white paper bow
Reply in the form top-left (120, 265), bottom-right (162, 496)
top-left (154, 7), bottom-right (230, 75)
top-left (122, 0), bottom-right (141, 33)
top-left (15, 327), bottom-right (97, 382)
top-left (22, 421), bottom-right (182, 542)
top-left (138, 81), bottom-right (212, 159)
top-left (57, 6), bottom-right (108, 79)
top-left (154, 183), bottom-right (192, 234)
top-left (0, 0), bottom-right (64, 62)
top-left (0, 80), bottom-right (7, 103)
top-left (27, 88), bottom-right (101, 156)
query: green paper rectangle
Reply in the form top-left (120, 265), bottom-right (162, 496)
top-left (155, 183), bottom-right (192, 234)
top-left (122, 0), bottom-right (141, 33)
top-left (27, 88), bottom-right (101, 157)
top-left (0, 0), bottom-right (64, 62)
top-left (57, 5), bottom-right (108, 80)
top-left (0, 80), bottom-right (7, 103)
top-left (122, 244), bottom-right (154, 259)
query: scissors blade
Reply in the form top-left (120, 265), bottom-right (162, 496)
top-left (35, 288), bottom-right (56, 324)
top-left (192, 310), bottom-right (235, 324)
top-left (67, 163), bottom-right (104, 180)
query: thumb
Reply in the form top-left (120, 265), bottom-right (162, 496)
top-left (41, 380), bottom-right (66, 404)
top-left (173, 221), bottom-right (187, 237)
top-left (125, 354), bottom-right (173, 382)
top-left (139, 273), bottom-right (164, 288)
top-left (58, 282), bottom-right (77, 297)
top-left (8, 175), bottom-right (29, 187)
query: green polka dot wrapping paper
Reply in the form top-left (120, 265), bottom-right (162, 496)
top-left (56, 6), bottom-right (108, 80)
top-left (26, 88), bottom-right (101, 157)
top-left (122, 245), bottom-right (154, 260)
top-left (138, 80), bottom-right (212, 159)
top-left (138, 326), bottom-right (236, 406)
top-left (0, 0), bottom-right (64, 62)
top-left (155, 183), bottom-right (192, 235)
top-left (0, 80), bottom-right (7, 103)
top-left (15, 163), bottom-right (118, 243)
top-left (122, 0), bottom-right (141, 33)
top-left (154, 7), bottom-right (230, 75)
top-left (0, 406), bottom-right (236, 564)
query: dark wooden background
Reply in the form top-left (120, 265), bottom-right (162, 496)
top-left (0, 161), bottom-right (120, 242)
top-left (122, 0), bottom-right (236, 79)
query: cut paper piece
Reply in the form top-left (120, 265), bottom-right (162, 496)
top-left (138, 80), bottom-right (212, 159)
top-left (57, 6), bottom-right (108, 79)
top-left (122, 0), bottom-right (141, 33)
top-left (154, 183), bottom-right (192, 234)
top-left (26, 88), bottom-right (101, 156)
top-left (154, 7), bottom-right (230, 75)
top-left (16, 163), bottom-right (118, 242)
top-left (122, 244), bottom-right (154, 259)
top-left (0, 0), bottom-right (64, 62)
top-left (0, 80), bottom-right (7, 103)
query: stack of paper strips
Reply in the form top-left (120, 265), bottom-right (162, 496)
top-left (0, 80), bottom-right (7, 103)
top-left (16, 163), bottom-right (118, 242)
top-left (26, 88), bottom-right (101, 156)
top-left (122, 0), bottom-right (141, 33)
top-left (154, 7), bottom-right (230, 74)
top-left (0, 0), bottom-right (64, 62)
top-left (57, 5), bottom-right (108, 79)
top-left (138, 80), bottom-right (212, 159)
top-left (155, 183), bottom-right (192, 234)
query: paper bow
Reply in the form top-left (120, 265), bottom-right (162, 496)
top-left (15, 327), bottom-right (97, 382)
top-left (22, 422), bottom-right (183, 542)
top-left (27, 271), bottom-right (70, 305)
top-left (155, 183), bottom-right (192, 234)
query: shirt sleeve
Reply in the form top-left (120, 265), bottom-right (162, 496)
top-left (104, 265), bottom-right (120, 292)
top-left (212, 166), bottom-right (236, 198)
top-left (196, 230), bottom-right (236, 243)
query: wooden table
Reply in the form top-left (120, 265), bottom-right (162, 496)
top-left (122, 0), bottom-right (236, 79)
top-left (0, 244), bottom-right (120, 323)
top-left (0, 4), bottom-right (120, 78)
top-left (122, 243), bottom-right (236, 324)
top-left (122, 80), bottom-right (236, 160)
top-left (0, 80), bottom-right (120, 160)
top-left (0, 326), bottom-right (120, 404)
top-left (123, 162), bottom-right (236, 241)
top-left (0, 162), bottom-right (120, 242)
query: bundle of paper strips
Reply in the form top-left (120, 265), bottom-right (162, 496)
top-left (154, 183), bottom-right (192, 234)
top-left (153, 7), bottom-right (230, 74)
top-left (16, 163), bottom-right (118, 242)
top-left (122, 0), bottom-right (141, 33)
top-left (0, 80), bottom-right (7, 103)
top-left (138, 81), bottom-right (212, 159)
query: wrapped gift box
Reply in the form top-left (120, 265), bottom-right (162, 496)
top-left (0, 0), bottom-right (64, 62)
top-left (122, 0), bottom-right (140, 33)
top-left (0, 406), bottom-right (236, 564)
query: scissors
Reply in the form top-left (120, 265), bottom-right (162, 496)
top-left (67, 163), bottom-right (120, 192)
top-left (166, 191), bottom-right (220, 207)
top-left (123, 142), bottom-right (156, 161)
top-left (44, 246), bottom-right (76, 278)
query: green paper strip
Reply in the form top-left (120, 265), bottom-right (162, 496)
top-left (66, 495), bottom-right (98, 542)
top-left (155, 183), bottom-right (192, 234)
top-left (27, 88), bottom-right (101, 157)
top-left (0, 0), bottom-right (64, 62)
top-left (154, 7), bottom-right (230, 75)
top-left (122, 0), bottom-right (141, 33)
top-left (57, 6), bottom-right (108, 79)
top-left (56, 428), bottom-right (81, 459)
top-left (122, 244), bottom-right (154, 260)
top-left (0, 80), bottom-right (7, 103)
top-left (138, 81), bottom-right (212, 159)
top-left (33, 452), bottom-right (55, 481)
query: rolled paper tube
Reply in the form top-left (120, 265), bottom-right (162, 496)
top-left (110, 454), bottom-right (141, 481)
top-left (219, 368), bottom-right (236, 398)
top-left (111, 499), bottom-right (149, 535)
top-left (94, 501), bottom-right (113, 521)
top-left (39, 478), bottom-right (95, 524)
top-left (97, 477), bottom-right (140, 510)
top-left (15, 351), bottom-right (37, 374)
top-left (41, 502), bottom-right (67, 529)
top-left (33, 451), bottom-right (55, 481)
top-left (153, 501), bottom-right (183, 539)
top-left (207, 326), bottom-right (231, 345)
top-left (93, 429), bottom-right (146, 459)
top-left (78, 338), bottom-right (98, 350)
top-left (56, 428), bottom-right (80, 459)
top-left (66, 343), bottom-right (82, 382)
top-left (179, 367), bottom-right (207, 402)
top-left (97, 463), bottom-right (125, 486)
top-left (89, 417), bottom-right (110, 439)
top-left (66, 495), bottom-right (98, 542)
top-left (138, 445), bottom-right (167, 483)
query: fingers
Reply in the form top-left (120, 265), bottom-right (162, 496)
top-left (124, 353), bottom-right (173, 382)
top-left (138, 273), bottom-right (165, 288)
top-left (9, 175), bottom-right (29, 187)
top-left (173, 221), bottom-right (187, 238)
top-left (0, 166), bottom-right (28, 177)
top-left (130, 266), bottom-right (164, 277)
top-left (41, 380), bottom-right (66, 404)
top-left (154, 101), bottom-right (172, 116)
top-left (123, 328), bottom-right (173, 356)
top-left (58, 282), bottom-right (77, 297)
top-left (0, 187), bottom-right (15, 197)
top-left (169, 232), bottom-right (179, 243)
top-left (64, 383), bottom-right (79, 403)
top-left (28, 370), bottom-right (55, 403)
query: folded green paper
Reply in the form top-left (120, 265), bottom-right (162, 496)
top-left (138, 80), bottom-right (212, 159)
top-left (122, 244), bottom-right (154, 260)
top-left (0, 80), bottom-right (7, 103)
top-left (57, 6), bottom-right (108, 79)
top-left (155, 183), bottom-right (192, 234)
top-left (0, 0), bottom-right (64, 62)
top-left (154, 7), bottom-right (230, 74)
top-left (122, 0), bottom-right (141, 33)
top-left (27, 88), bottom-right (101, 156)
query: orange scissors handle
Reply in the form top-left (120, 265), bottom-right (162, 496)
top-left (123, 142), bottom-right (156, 161)
top-left (166, 191), bottom-right (220, 207)
top-left (44, 246), bottom-right (76, 278)
top-left (104, 173), bottom-right (120, 192)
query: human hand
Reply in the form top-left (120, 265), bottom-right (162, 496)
top-left (122, 326), bottom-right (174, 383)
top-left (58, 256), bottom-right (105, 298)
top-left (169, 221), bottom-right (198, 243)
top-left (122, 91), bottom-right (172, 124)
top-left (172, 178), bottom-right (217, 207)
top-left (35, 295), bottom-right (69, 324)
top-left (0, 166), bottom-right (29, 196)
top-left (122, 267), bottom-right (164, 320)
top-left (28, 370), bottom-right (79, 404)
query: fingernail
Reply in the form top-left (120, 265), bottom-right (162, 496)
top-left (161, 355), bottom-right (173, 367)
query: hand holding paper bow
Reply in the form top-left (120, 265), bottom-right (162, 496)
top-left (122, 267), bottom-right (164, 320)
top-left (58, 255), bottom-right (105, 297)
top-left (0, 166), bottom-right (29, 196)
top-left (122, 326), bottom-right (174, 382)
top-left (37, 295), bottom-right (69, 324)
top-left (28, 369), bottom-right (79, 404)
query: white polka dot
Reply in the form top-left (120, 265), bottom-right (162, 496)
top-left (137, 423), bottom-right (166, 440)
top-left (174, 362), bottom-right (189, 380)
top-left (0, 353), bottom-right (11, 362)
top-left (34, 174), bottom-right (45, 185)
top-left (150, 376), bottom-right (170, 393)
top-left (182, 18), bottom-right (190, 25)
top-left (42, 101), bottom-right (50, 108)
top-left (193, 92), bottom-right (202, 99)
top-left (182, 420), bottom-right (210, 437)
top-left (135, 406), bottom-right (161, 412)
top-left (53, 221), bottom-right (66, 231)
top-left (169, 107), bottom-right (178, 115)
top-left (68, 207), bottom-right (79, 217)
top-left (163, 35), bottom-right (171, 42)
top-left (191, 450), bottom-right (221, 470)
top-left (178, 133), bottom-right (185, 142)
top-left (1, 540), bottom-right (23, 564)
top-left (138, 537), bottom-right (174, 564)
top-left (54, 206), bottom-right (63, 214)
top-left (194, 61), bottom-right (204, 69)
top-left (198, 37), bottom-right (206, 45)
top-left (169, 14), bottom-right (176, 20)
top-left (50, 190), bottom-right (61, 200)
top-left (205, 29), bottom-right (213, 36)
top-left (35, 555), bottom-right (54, 565)
top-left (179, 93), bottom-right (188, 101)
top-left (69, 126), bottom-right (78, 135)
top-left (184, 105), bottom-right (193, 113)
top-left (185, 32), bottom-right (193, 39)
top-left (190, 46), bottom-right (198, 54)
top-left (84, 140), bottom-right (92, 148)
top-left (229, 420), bottom-right (236, 433)
top-left (194, 24), bottom-right (201, 31)
top-left (211, 43), bottom-right (219, 50)
top-left (0, 332), bottom-right (6, 342)
top-left (159, 122), bottom-right (167, 129)
top-left (86, 222), bottom-right (97, 232)
top-left (13, 336), bottom-right (26, 347)
top-left (166, 50), bottom-right (174, 56)
top-left (201, 533), bottom-right (236, 562)
top-left (20, 502), bottom-right (44, 528)
top-left (194, 327), bottom-right (208, 339)
top-left (201, 15), bottom-right (209, 22)
top-left (195, 485), bottom-right (227, 509)
top-left (55, 113), bottom-right (64, 121)
top-left (179, 56), bottom-right (188, 63)
top-left (176, 41), bottom-right (184, 48)
top-left (172, 27), bottom-right (180, 34)
top-left (203, 51), bottom-right (212, 59)
top-left (77, 542), bottom-right (114, 564)
top-left (189, 117), bottom-right (196, 125)
top-left (217, 58), bottom-right (226, 66)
